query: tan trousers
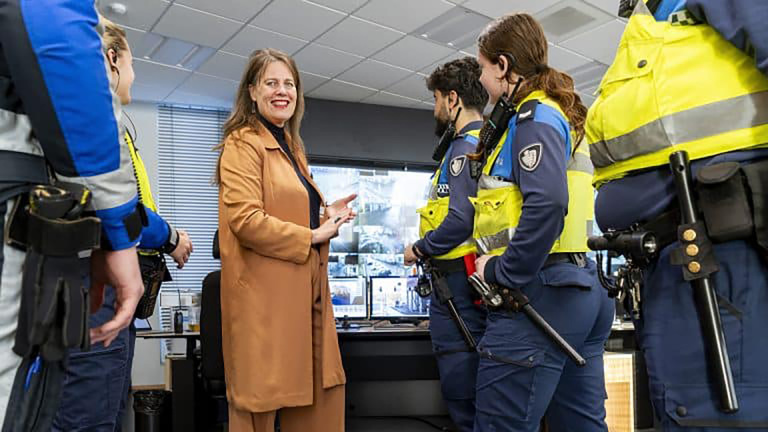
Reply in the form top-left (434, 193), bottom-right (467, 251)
top-left (228, 249), bottom-right (345, 432)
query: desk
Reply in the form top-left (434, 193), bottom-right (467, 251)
top-left (137, 331), bottom-right (200, 432)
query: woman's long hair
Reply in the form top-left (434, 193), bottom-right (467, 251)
top-left (214, 48), bottom-right (306, 183)
top-left (477, 13), bottom-right (587, 154)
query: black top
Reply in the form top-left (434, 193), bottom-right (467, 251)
top-left (263, 120), bottom-right (321, 229)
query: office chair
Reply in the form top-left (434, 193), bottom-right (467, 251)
top-left (199, 230), bottom-right (227, 426)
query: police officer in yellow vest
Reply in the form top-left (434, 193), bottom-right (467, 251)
top-left (404, 57), bottom-right (487, 432)
top-left (52, 19), bottom-right (195, 431)
top-left (586, 0), bottom-right (768, 430)
top-left (469, 14), bottom-right (614, 431)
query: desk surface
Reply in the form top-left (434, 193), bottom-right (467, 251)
top-left (137, 330), bottom-right (200, 339)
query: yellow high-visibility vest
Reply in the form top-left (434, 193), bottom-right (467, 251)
top-left (417, 129), bottom-right (480, 260)
top-left (471, 91), bottom-right (594, 256)
top-left (586, 1), bottom-right (768, 187)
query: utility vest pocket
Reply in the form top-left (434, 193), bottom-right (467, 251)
top-left (417, 197), bottom-right (449, 238)
top-left (471, 186), bottom-right (522, 256)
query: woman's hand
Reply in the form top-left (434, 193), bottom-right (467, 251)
top-left (474, 255), bottom-right (493, 282)
top-left (326, 193), bottom-right (357, 219)
top-left (312, 208), bottom-right (354, 245)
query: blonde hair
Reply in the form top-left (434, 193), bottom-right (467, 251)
top-left (99, 16), bottom-right (128, 58)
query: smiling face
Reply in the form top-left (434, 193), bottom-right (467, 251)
top-left (249, 60), bottom-right (297, 127)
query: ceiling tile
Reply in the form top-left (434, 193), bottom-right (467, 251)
top-left (308, 79), bottom-right (377, 102)
top-left (131, 82), bottom-right (175, 102)
top-left (122, 27), bottom-right (147, 53)
top-left (315, 16), bottom-right (404, 57)
top-left (373, 35), bottom-right (454, 71)
top-left (310, 0), bottom-right (368, 13)
top-left (583, 0), bottom-right (619, 16)
top-left (164, 90), bottom-right (233, 108)
top-left (362, 91), bottom-right (421, 109)
top-left (197, 51), bottom-right (248, 81)
top-left (293, 43), bottom-right (363, 77)
top-left (175, 73), bottom-right (239, 102)
top-left (175, 0), bottom-right (269, 21)
top-left (560, 19), bottom-right (625, 65)
top-left (354, 0), bottom-right (455, 33)
top-left (547, 43), bottom-right (591, 72)
top-left (300, 71), bottom-right (330, 93)
top-left (99, 0), bottom-right (169, 31)
top-left (337, 59), bottom-right (413, 89)
top-left (153, 4), bottom-right (241, 48)
top-left (410, 100), bottom-right (434, 111)
top-left (461, 0), bottom-right (560, 17)
top-left (224, 26), bottom-right (308, 57)
top-left (251, 0), bottom-right (346, 41)
top-left (384, 73), bottom-right (431, 101)
top-left (133, 59), bottom-right (191, 93)
top-left (419, 50), bottom-right (467, 74)
top-left (149, 37), bottom-right (196, 66)
top-left (535, 0), bottom-right (614, 43)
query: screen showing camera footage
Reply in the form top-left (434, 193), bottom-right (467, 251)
top-left (329, 277), bottom-right (367, 319)
top-left (310, 165), bottom-right (432, 279)
top-left (370, 276), bottom-right (430, 318)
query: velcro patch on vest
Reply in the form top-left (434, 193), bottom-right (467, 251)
top-left (519, 143), bottom-right (542, 172)
top-left (450, 155), bottom-right (467, 176)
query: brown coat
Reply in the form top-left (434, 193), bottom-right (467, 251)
top-left (217, 125), bottom-right (345, 413)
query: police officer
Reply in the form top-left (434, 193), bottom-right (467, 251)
top-left (51, 18), bottom-right (195, 431)
top-left (470, 13), bottom-right (614, 431)
top-left (586, 0), bottom-right (768, 430)
top-left (404, 57), bottom-right (488, 432)
top-left (0, 1), bottom-right (144, 429)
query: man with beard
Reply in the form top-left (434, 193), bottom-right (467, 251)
top-left (404, 57), bottom-right (488, 432)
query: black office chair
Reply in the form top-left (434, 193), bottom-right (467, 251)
top-left (199, 230), bottom-right (227, 425)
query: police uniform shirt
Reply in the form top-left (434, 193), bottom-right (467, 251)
top-left (414, 120), bottom-right (483, 257)
top-left (484, 103), bottom-right (571, 288)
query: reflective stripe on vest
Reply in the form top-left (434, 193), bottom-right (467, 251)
top-left (586, 1), bottom-right (768, 186)
top-left (417, 129), bottom-right (480, 260)
top-left (471, 91), bottom-right (594, 256)
top-left (126, 131), bottom-right (158, 212)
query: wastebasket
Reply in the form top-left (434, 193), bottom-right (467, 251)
top-left (133, 390), bottom-right (170, 432)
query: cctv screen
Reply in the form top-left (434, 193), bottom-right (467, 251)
top-left (370, 276), bottom-right (429, 318)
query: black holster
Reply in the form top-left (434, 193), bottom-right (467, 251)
top-left (135, 253), bottom-right (171, 319)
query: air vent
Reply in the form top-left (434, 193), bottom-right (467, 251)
top-left (535, 0), bottom-right (614, 43)
top-left (413, 6), bottom-right (490, 51)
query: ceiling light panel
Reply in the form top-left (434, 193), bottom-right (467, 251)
top-left (354, 0), bottom-right (455, 33)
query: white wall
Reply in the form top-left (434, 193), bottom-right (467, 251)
top-left (124, 101), bottom-right (165, 388)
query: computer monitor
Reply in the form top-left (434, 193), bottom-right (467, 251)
top-left (330, 277), bottom-right (367, 319)
top-left (370, 276), bottom-right (429, 319)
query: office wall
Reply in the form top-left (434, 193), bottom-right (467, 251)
top-left (126, 98), bottom-right (437, 387)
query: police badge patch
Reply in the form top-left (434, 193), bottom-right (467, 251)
top-left (450, 155), bottom-right (467, 176)
top-left (519, 143), bottom-right (542, 172)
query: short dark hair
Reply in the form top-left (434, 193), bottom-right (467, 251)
top-left (426, 57), bottom-right (488, 113)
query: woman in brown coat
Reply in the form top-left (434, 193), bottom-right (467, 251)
top-left (215, 48), bottom-right (355, 432)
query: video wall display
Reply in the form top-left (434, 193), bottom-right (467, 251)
top-left (310, 164), bottom-right (431, 279)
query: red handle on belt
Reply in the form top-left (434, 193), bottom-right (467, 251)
top-left (463, 253), bottom-right (477, 275)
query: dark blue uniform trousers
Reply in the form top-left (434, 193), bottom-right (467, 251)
top-left (474, 260), bottom-right (614, 432)
top-left (637, 240), bottom-right (768, 431)
top-left (52, 286), bottom-right (136, 432)
top-left (429, 270), bottom-right (487, 432)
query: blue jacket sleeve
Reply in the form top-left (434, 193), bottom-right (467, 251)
top-left (687, 0), bottom-right (768, 76)
top-left (0, 0), bottom-right (140, 250)
top-left (139, 206), bottom-right (171, 250)
top-left (484, 120), bottom-right (569, 288)
top-left (415, 139), bottom-right (477, 257)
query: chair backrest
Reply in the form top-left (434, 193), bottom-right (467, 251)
top-left (200, 229), bottom-right (225, 395)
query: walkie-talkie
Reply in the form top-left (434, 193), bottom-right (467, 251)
top-left (478, 77), bottom-right (523, 161)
